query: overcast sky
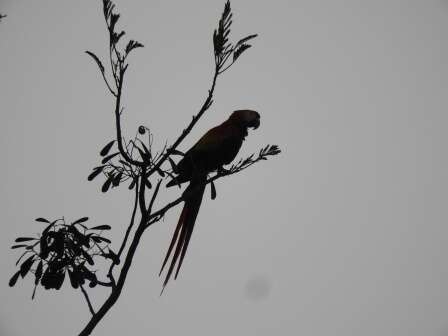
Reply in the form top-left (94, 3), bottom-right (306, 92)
top-left (1, 1), bottom-right (448, 335)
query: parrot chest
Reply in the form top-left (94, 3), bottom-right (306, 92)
top-left (178, 124), bottom-right (244, 175)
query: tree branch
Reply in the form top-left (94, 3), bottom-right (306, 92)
top-left (107, 179), bottom-right (139, 286)
top-left (147, 179), bottom-right (162, 215)
top-left (78, 216), bottom-right (147, 336)
top-left (146, 67), bottom-right (219, 178)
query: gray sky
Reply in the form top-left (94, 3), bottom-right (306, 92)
top-left (1, 1), bottom-right (448, 335)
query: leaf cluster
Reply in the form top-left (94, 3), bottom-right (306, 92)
top-left (213, 1), bottom-right (257, 73)
top-left (86, 0), bottom-right (144, 97)
top-left (88, 129), bottom-right (173, 193)
top-left (9, 217), bottom-right (115, 299)
top-left (229, 145), bottom-right (281, 173)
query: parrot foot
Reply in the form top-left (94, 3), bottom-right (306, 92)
top-left (217, 167), bottom-right (231, 175)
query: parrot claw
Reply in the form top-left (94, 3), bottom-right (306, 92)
top-left (217, 167), bottom-right (231, 175)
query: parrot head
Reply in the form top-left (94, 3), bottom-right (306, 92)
top-left (229, 109), bottom-right (260, 130)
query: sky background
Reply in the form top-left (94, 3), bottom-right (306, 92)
top-left (1, 0), bottom-right (448, 335)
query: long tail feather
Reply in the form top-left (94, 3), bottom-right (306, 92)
top-left (160, 178), bottom-right (206, 291)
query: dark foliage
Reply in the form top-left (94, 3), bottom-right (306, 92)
top-left (9, 217), bottom-right (113, 298)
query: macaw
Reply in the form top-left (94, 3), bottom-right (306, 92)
top-left (159, 109), bottom-right (260, 290)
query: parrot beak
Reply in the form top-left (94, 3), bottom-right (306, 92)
top-left (250, 112), bottom-right (260, 130)
top-left (251, 117), bottom-right (260, 130)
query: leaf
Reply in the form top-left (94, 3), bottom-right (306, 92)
top-left (35, 217), bottom-right (50, 223)
top-left (210, 181), bottom-right (217, 200)
top-left (90, 225), bottom-right (111, 231)
top-left (11, 244), bottom-right (28, 249)
top-left (68, 269), bottom-right (79, 289)
top-left (31, 284), bottom-right (38, 300)
top-left (16, 251), bottom-right (31, 266)
top-left (88, 167), bottom-right (104, 181)
top-left (110, 13), bottom-right (120, 31)
top-left (233, 43), bottom-right (251, 61)
top-left (128, 179), bottom-right (136, 190)
top-left (144, 178), bottom-right (152, 189)
top-left (168, 158), bottom-right (178, 173)
top-left (101, 152), bottom-right (119, 164)
top-left (100, 140), bottom-right (115, 156)
top-left (236, 34), bottom-right (258, 47)
top-left (214, 0), bottom-right (232, 58)
top-left (112, 172), bottom-right (123, 187)
top-left (82, 249), bottom-right (95, 266)
top-left (92, 236), bottom-right (111, 244)
top-left (103, 0), bottom-right (115, 21)
top-left (138, 140), bottom-right (151, 158)
top-left (35, 261), bottom-right (43, 285)
top-left (54, 270), bottom-right (66, 290)
top-left (20, 255), bottom-right (35, 278)
top-left (85, 51), bottom-right (105, 73)
top-left (15, 237), bottom-right (36, 243)
top-left (72, 217), bottom-right (89, 225)
top-left (125, 40), bottom-right (144, 55)
top-left (112, 30), bottom-right (125, 44)
top-left (102, 176), bottom-right (113, 193)
top-left (156, 168), bottom-right (165, 177)
top-left (9, 270), bottom-right (21, 287)
top-left (136, 146), bottom-right (149, 162)
top-left (119, 159), bottom-right (132, 168)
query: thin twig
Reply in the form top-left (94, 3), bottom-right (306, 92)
top-left (80, 285), bottom-right (96, 315)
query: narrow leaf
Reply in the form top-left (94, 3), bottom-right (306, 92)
top-left (11, 244), bottom-right (28, 249)
top-left (156, 168), bottom-right (165, 177)
top-left (92, 236), bottom-right (111, 244)
top-left (101, 152), bottom-right (119, 164)
top-left (210, 181), bottom-right (217, 200)
top-left (20, 255), bottom-right (35, 278)
top-left (168, 158), bottom-right (178, 173)
top-left (236, 34), bottom-right (258, 46)
top-left (9, 270), bottom-right (21, 287)
top-left (233, 44), bottom-right (251, 62)
top-left (112, 172), bottom-right (123, 187)
top-left (128, 179), bottom-right (136, 190)
top-left (100, 140), bottom-right (115, 156)
top-left (15, 237), bottom-right (36, 243)
top-left (102, 176), bottom-right (113, 193)
top-left (90, 225), bottom-right (111, 231)
top-left (35, 261), bottom-right (43, 285)
top-left (35, 217), bottom-right (50, 223)
top-left (144, 178), bottom-right (152, 189)
top-left (15, 251), bottom-right (31, 266)
top-left (85, 51), bottom-right (105, 73)
top-left (72, 217), bottom-right (89, 225)
top-left (68, 269), bottom-right (79, 289)
top-left (88, 167), bottom-right (104, 181)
